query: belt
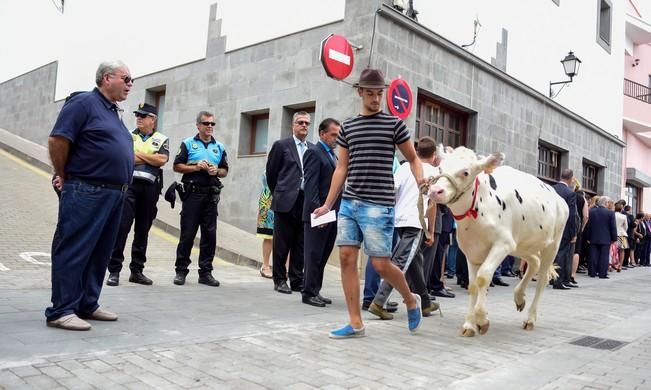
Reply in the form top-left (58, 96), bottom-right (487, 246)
top-left (190, 185), bottom-right (213, 194)
top-left (67, 176), bottom-right (129, 192)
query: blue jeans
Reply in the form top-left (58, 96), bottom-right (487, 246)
top-left (45, 181), bottom-right (126, 321)
top-left (446, 232), bottom-right (458, 276)
top-left (336, 198), bottom-right (394, 257)
top-left (363, 230), bottom-right (399, 303)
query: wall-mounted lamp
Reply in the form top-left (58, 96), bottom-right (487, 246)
top-left (549, 51), bottom-right (582, 98)
top-left (632, 58), bottom-right (640, 67)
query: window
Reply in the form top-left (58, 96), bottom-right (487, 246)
top-left (625, 184), bottom-right (641, 216)
top-left (145, 85), bottom-right (166, 131)
top-left (250, 114), bottom-right (269, 155)
top-left (154, 91), bottom-right (165, 131)
top-left (415, 95), bottom-right (467, 148)
top-left (582, 161), bottom-right (600, 195)
top-left (596, 0), bottom-right (612, 53)
top-left (537, 143), bottom-right (561, 183)
top-left (238, 109), bottom-right (270, 156)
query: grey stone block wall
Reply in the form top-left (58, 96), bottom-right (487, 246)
top-left (0, 0), bottom-right (624, 232)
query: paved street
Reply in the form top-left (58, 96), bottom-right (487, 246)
top-left (1, 149), bottom-right (651, 390)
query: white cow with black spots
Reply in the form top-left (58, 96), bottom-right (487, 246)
top-left (427, 146), bottom-right (568, 336)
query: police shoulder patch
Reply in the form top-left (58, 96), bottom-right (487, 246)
top-left (192, 143), bottom-right (198, 149)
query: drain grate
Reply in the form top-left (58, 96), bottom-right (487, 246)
top-left (569, 336), bottom-right (628, 351)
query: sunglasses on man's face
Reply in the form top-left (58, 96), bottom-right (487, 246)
top-left (200, 121), bottom-right (216, 127)
top-left (111, 74), bottom-right (133, 84)
top-left (295, 120), bottom-right (310, 126)
top-left (135, 113), bottom-right (151, 119)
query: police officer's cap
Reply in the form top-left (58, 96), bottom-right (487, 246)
top-left (133, 103), bottom-right (158, 116)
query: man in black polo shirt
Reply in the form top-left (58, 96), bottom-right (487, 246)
top-left (46, 60), bottom-right (134, 331)
top-left (173, 111), bottom-right (229, 286)
top-left (107, 103), bottom-right (169, 287)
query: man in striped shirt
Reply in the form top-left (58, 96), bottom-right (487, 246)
top-left (313, 69), bottom-right (425, 338)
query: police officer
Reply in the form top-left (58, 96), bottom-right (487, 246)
top-left (172, 110), bottom-right (228, 286)
top-left (107, 103), bottom-right (169, 286)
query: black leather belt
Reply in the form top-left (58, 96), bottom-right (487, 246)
top-left (190, 185), bottom-right (212, 194)
top-left (67, 176), bottom-right (129, 192)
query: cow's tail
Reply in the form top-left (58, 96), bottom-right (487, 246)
top-left (547, 263), bottom-right (559, 281)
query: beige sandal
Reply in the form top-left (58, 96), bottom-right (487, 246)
top-left (259, 266), bottom-right (272, 279)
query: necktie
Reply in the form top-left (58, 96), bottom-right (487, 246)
top-left (299, 142), bottom-right (306, 190)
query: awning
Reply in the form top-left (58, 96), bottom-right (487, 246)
top-left (626, 167), bottom-right (651, 188)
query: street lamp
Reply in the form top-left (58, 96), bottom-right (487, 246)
top-left (549, 51), bottom-right (582, 98)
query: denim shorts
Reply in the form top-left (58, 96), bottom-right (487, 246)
top-left (336, 198), bottom-right (395, 258)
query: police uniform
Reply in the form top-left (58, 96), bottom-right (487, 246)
top-left (108, 103), bottom-right (169, 284)
top-left (174, 134), bottom-right (229, 280)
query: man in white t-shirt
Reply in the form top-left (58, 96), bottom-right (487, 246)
top-left (369, 136), bottom-right (441, 320)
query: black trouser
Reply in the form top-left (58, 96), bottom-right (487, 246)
top-left (589, 243), bottom-right (610, 278)
top-left (553, 237), bottom-right (572, 286)
top-left (456, 248), bottom-right (469, 286)
top-left (428, 232), bottom-right (450, 291)
top-left (175, 190), bottom-right (218, 276)
top-left (272, 192), bottom-right (304, 289)
top-left (109, 180), bottom-right (159, 274)
top-left (302, 220), bottom-right (336, 298)
top-left (374, 227), bottom-right (431, 308)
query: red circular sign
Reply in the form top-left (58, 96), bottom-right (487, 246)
top-left (387, 78), bottom-right (413, 120)
top-left (320, 34), bottom-right (354, 80)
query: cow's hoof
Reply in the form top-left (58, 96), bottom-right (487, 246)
top-left (461, 328), bottom-right (476, 337)
top-left (522, 321), bottom-right (535, 331)
top-left (515, 301), bottom-right (525, 312)
top-left (478, 320), bottom-right (490, 335)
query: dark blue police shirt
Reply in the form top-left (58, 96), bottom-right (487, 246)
top-left (50, 88), bottom-right (134, 185)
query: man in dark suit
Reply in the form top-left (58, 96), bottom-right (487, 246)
top-left (265, 111), bottom-right (314, 294)
top-left (301, 118), bottom-right (342, 307)
top-left (584, 196), bottom-right (617, 278)
top-left (552, 169), bottom-right (578, 289)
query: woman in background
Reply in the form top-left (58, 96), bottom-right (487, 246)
top-left (256, 172), bottom-right (274, 278)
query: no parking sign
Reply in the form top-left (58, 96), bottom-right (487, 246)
top-left (387, 78), bottom-right (413, 120)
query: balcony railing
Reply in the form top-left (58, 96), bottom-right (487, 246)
top-left (624, 78), bottom-right (651, 104)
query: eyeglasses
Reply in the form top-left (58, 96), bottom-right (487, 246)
top-left (295, 120), bottom-right (310, 126)
top-left (200, 121), bottom-right (216, 126)
top-left (111, 74), bottom-right (133, 84)
top-left (134, 113), bottom-right (151, 119)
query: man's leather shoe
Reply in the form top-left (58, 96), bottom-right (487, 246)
top-left (565, 281), bottom-right (579, 288)
top-left (173, 273), bottom-right (186, 285)
top-left (362, 301), bottom-right (371, 311)
top-left (198, 273), bottom-right (220, 287)
top-left (502, 271), bottom-right (517, 278)
top-left (46, 314), bottom-right (91, 331)
top-left (302, 295), bottom-right (326, 307)
top-left (106, 273), bottom-right (119, 286)
top-left (553, 284), bottom-right (571, 290)
top-left (492, 278), bottom-right (509, 287)
top-left (79, 308), bottom-right (118, 321)
top-left (129, 272), bottom-right (153, 285)
top-left (431, 288), bottom-right (455, 298)
top-left (274, 281), bottom-right (292, 294)
top-left (599, 276), bottom-right (610, 279)
top-left (317, 295), bottom-right (332, 304)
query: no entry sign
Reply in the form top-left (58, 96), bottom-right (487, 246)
top-left (387, 78), bottom-right (413, 120)
top-left (320, 34), bottom-right (354, 80)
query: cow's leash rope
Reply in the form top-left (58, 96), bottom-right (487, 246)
top-left (417, 173), bottom-right (478, 241)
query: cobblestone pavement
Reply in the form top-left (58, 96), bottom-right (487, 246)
top-left (1, 150), bottom-right (651, 389)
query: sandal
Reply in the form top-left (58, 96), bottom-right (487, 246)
top-left (259, 266), bottom-right (272, 279)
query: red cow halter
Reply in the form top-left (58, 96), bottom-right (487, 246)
top-left (453, 177), bottom-right (480, 221)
